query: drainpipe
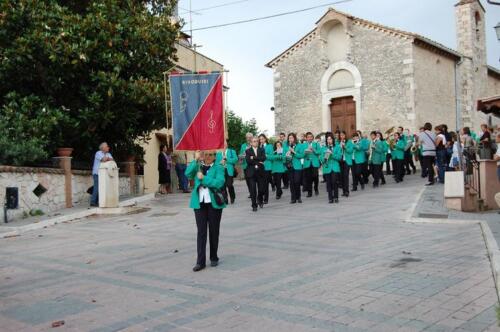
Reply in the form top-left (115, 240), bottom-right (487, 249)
top-left (454, 58), bottom-right (464, 132)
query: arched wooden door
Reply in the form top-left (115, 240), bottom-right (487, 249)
top-left (330, 96), bottom-right (356, 137)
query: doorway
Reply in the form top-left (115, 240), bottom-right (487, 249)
top-left (330, 96), bottom-right (356, 137)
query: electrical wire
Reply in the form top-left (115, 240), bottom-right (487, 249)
top-left (179, 0), bottom-right (250, 15)
top-left (184, 0), bottom-right (353, 32)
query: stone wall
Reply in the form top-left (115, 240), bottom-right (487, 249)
top-left (0, 166), bottom-right (141, 221)
top-left (350, 22), bottom-right (414, 132)
top-left (273, 31), bottom-right (324, 135)
top-left (486, 74), bottom-right (500, 97)
top-left (413, 45), bottom-right (458, 131)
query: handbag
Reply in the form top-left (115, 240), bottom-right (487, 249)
top-left (211, 188), bottom-right (228, 205)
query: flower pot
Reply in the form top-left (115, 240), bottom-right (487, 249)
top-left (56, 148), bottom-right (74, 157)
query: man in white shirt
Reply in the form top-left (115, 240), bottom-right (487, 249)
top-left (91, 142), bottom-right (113, 206)
top-left (417, 123), bottom-right (436, 186)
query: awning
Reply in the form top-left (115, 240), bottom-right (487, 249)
top-left (477, 95), bottom-right (500, 117)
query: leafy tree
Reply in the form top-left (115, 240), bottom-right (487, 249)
top-left (226, 110), bottom-right (259, 151)
top-left (0, 0), bottom-right (179, 165)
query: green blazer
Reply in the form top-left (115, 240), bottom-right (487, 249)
top-left (392, 139), bottom-right (406, 160)
top-left (268, 150), bottom-right (287, 174)
top-left (303, 141), bottom-right (321, 168)
top-left (371, 140), bottom-right (385, 165)
top-left (185, 160), bottom-right (226, 210)
top-left (283, 143), bottom-right (305, 170)
top-left (344, 140), bottom-right (354, 166)
top-left (239, 143), bottom-right (250, 170)
top-left (321, 145), bottom-right (342, 174)
top-left (353, 139), bottom-right (368, 164)
top-left (263, 144), bottom-right (274, 171)
top-left (223, 148), bottom-right (238, 177)
top-left (382, 140), bottom-right (389, 158)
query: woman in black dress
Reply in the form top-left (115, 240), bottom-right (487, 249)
top-left (158, 144), bottom-right (172, 194)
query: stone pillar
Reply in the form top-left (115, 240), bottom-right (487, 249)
top-left (57, 157), bottom-right (72, 208)
top-left (478, 160), bottom-right (500, 210)
top-left (123, 162), bottom-right (136, 196)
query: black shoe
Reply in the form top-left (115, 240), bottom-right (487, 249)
top-left (306, 193), bottom-right (312, 198)
top-left (193, 264), bottom-right (205, 272)
top-left (90, 203), bottom-right (98, 207)
top-left (252, 207), bottom-right (258, 212)
top-left (425, 182), bottom-right (434, 186)
top-left (364, 179), bottom-right (369, 184)
top-left (412, 169), bottom-right (416, 174)
top-left (334, 198), bottom-right (339, 203)
top-left (264, 200), bottom-right (269, 205)
top-left (248, 195), bottom-right (251, 199)
top-left (259, 203), bottom-right (264, 209)
top-left (210, 261), bottom-right (218, 267)
top-left (373, 183), bottom-right (379, 188)
top-left (297, 199), bottom-right (302, 203)
top-left (290, 200), bottom-right (296, 204)
top-left (344, 192), bottom-right (349, 197)
top-left (283, 186), bottom-right (289, 189)
top-left (276, 195), bottom-right (282, 200)
top-left (352, 187), bottom-right (358, 192)
top-left (315, 190), bottom-right (319, 196)
top-left (272, 187), bottom-right (276, 192)
top-left (406, 171), bottom-right (411, 175)
top-left (329, 199), bottom-right (334, 204)
top-left (230, 198), bottom-right (235, 204)
top-left (361, 184), bottom-right (365, 190)
top-left (381, 180), bottom-right (386, 185)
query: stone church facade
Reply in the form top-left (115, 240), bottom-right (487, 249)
top-left (266, 0), bottom-right (500, 136)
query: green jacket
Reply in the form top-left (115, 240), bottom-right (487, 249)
top-left (268, 150), bottom-right (287, 174)
top-left (321, 145), bottom-right (342, 174)
top-left (303, 141), bottom-right (321, 168)
top-left (283, 143), bottom-right (306, 170)
top-left (344, 140), bottom-right (354, 166)
top-left (382, 140), bottom-right (389, 158)
top-left (185, 160), bottom-right (226, 210)
top-left (263, 144), bottom-right (274, 171)
top-left (392, 139), bottom-right (406, 160)
top-left (239, 143), bottom-right (251, 170)
top-left (353, 139), bottom-right (368, 164)
top-left (370, 140), bottom-right (385, 165)
top-left (223, 148), bottom-right (238, 177)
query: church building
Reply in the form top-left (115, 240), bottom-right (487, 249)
top-left (266, 0), bottom-right (500, 136)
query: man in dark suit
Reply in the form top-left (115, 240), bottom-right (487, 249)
top-left (245, 137), bottom-right (266, 212)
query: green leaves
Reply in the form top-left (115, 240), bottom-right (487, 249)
top-left (0, 0), bottom-right (179, 163)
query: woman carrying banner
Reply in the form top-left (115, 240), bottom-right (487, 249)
top-left (185, 150), bottom-right (226, 272)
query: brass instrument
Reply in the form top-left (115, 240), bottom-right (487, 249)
top-left (410, 142), bottom-right (418, 153)
top-left (385, 126), bottom-right (396, 136)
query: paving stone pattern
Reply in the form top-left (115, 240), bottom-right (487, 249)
top-left (0, 177), bottom-right (498, 331)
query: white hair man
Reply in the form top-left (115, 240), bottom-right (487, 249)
top-left (91, 142), bottom-right (114, 207)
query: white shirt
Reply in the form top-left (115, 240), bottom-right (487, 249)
top-left (495, 149), bottom-right (500, 167)
top-left (198, 163), bottom-right (214, 203)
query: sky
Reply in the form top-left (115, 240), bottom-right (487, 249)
top-left (178, 0), bottom-right (500, 135)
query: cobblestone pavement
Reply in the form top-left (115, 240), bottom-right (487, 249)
top-left (0, 176), bottom-right (499, 331)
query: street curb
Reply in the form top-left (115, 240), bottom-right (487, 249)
top-left (406, 217), bottom-right (481, 225)
top-left (480, 221), bottom-right (500, 302)
top-left (0, 193), bottom-right (155, 239)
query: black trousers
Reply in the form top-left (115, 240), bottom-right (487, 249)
top-left (263, 170), bottom-right (272, 202)
top-left (282, 172), bottom-right (289, 188)
top-left (244, 169), bottom-right (252, 196)
top-left (325, 172), bottom-right (339, 200)
top-left (393, 159), bottom-right (404, 182)
top-left (362, 162), bottom-right (369, 183)
top-left (422, 155), bottom-right (435, 183)
top-left (386, 154), bottom-right (392, 174)
top-left (339, 161), bottom-right (350, 195)
top-left (352, 162), bottom-right (364, 189)
top-left (304, 166), bottom-right (319, 194)
top-left (224, 171), bottom-right (235, 202)
top-left (289, 169), bottom-right (303, 201)
top-left (248, 174), bottom-right (266, 208)
top-left (372, 164), bottom-right (383, 185)
top-left (194, 203), bottom-right (222, 266)
top-left (273, 173), bottom-right (283, 198)
top-left (404, 150), bottom-right (416, 173)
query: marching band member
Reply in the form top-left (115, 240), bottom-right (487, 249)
top-left (378, 132), bottom-right (387, 185)
top-left (403, 129), bottom-right (417, 175)
top-left (321, 134), bottom-right (342, 203)
top-left (279, 132), bottom-right (289, 189)
top-left (392, 132), bottom-right (406, 183)
top-left (259, 134), bottom-right (274, 204)
top-left (239, 133), bottom-right (253, 198)
top-left (270, 141), bottom-right (287, 200)
top-left (369, 131), bottom-right (385, 187)
top-left (339, 131), bottom-right (352, 197)
top-left (352, 132), bottom-right (367, 191)
top-left (283, 133), bottom-right (306, 204)
top-left (185, 150), bottom-right (226, 272)
top-left (245, 137), bottom-right (267, 211)
top-left (357, 130), bottom-right (371, 184)
top-left (221, 140), bottom-right (238, 204)
top-left (303, 132), bottom-right (321, 197)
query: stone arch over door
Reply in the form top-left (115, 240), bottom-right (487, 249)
top-left (320, 61), bottom-right (362, 132)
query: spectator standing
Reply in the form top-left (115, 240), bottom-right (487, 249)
top-left (173, 151), bottom-right (190, 193)
top-left (158, 144), bottom-right (172, 194)
top-left (417, 123), bottom-right (437, 186)
top-left (91, 142), bottom-right (114, 207)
